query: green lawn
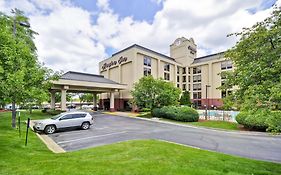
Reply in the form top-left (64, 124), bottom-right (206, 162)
top-left (0, 111), bottom-right (280, 175)
top-left (189, 120), bottom-right (240, 130)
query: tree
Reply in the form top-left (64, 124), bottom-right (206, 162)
top-left (179, 91), bottom-right (192, 106)
top-left (131, 76), bottom-right (181, 109)
top-left (0, 9), bottom-right (55, 127)
top-left (222, 6), bottom-right (281, 110)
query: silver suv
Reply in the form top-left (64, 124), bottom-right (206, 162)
top-left (33, 111), bottom-right (94, 134)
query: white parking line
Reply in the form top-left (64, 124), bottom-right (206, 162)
top-left (57, 131), bottom-right (127, 144)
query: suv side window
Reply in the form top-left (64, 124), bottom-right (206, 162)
top-left (72, 114), bottom-right (86, 119)
top-left (60, 114), bottom-right (73, 120)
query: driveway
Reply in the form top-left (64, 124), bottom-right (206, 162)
top-left (48, 113), bottom-right (281, 163)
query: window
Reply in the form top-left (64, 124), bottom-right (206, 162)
top-left (193, 92), bottom-right (202, 99)
top-left (72, 114), bottom-right (86, 119)
top-left (193, 75), bottom-right (201, 82)
top-left (177, 76), bottom-right (180, 82)
top-left (183, 67), bottom-right (186, 74)
top-left (221, 90), bottom-right (232, 98)
top-left (60, 114), bottom-right (73, 120)
top-left (164, 63), bottom-right (170, 71)
top-left (177, 84), bottom-right (180, 88)
top-left (164, 72), bottom-right (170, 80)
top-left (144, 57), bottom-right (151, 67)
top-left (193, 67), bottom-right (201, 74)
top-left (188, 76), bottom-right (191, 82)
top-left (177, 66), bottom-right (180, 74)
top-left (221, 60), bottom-right (232, 70)
top-left (183, 84), bottom-right (186, 91)
top-left (183, 76), bottom-right (186, 82)
top-left (193, 83), bottom-right (201, 91)
top-left (144, 67), bottom-right (151, 76)
top-left (188, 68), bottom-right (191, 74)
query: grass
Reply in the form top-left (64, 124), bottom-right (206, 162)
top-left (189, 120), bottom-right (240, 130)
top-left (0, 111), bottom-right (280, 175)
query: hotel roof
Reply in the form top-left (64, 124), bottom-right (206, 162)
top-left (112, 44), bottom-right (176, 61)
top-left (61, 71), bottom-right (122, 85)
top-left (192, 51), bottom-right (225, 64)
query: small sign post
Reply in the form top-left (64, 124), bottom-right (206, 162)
top-left (18, 111), bottom-right (21, 137)
top-left (25, 118), bottom-right (30, 146)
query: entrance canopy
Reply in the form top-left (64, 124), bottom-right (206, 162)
top-left (50, 71), bottom-right (127, 111)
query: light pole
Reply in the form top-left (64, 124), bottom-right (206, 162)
top-left (205, 85), bottom-right (211, 120)
top-left (11, 9), bottom-right (30, 37)
top-left (10, 9), bottom-right (31, 128)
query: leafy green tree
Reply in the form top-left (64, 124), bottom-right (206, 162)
top-left (0, 9), bottom-right (55, 127)
top-left (131, 76), bottom-right (181, 109)
top-left (222, 6), bottom-right (281, 110)
top-left (179, 91), bottom-right (192, 106)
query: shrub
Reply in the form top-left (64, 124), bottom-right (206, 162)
top-left (139, 108), bottom-right (151, 112)
top-left (236, 110), bottom-right (281, 132)
top-left (266, 111), bottom-right (281, 133)
top-left (152, 106), bottom-right (199, 122)
top-left (46, 109), bottom-right (64, 115)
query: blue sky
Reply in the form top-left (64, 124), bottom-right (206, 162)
top-left (0, 0), bottom-right (279, 73)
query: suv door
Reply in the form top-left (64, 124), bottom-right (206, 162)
top-left (71, 113), bottom-right (87, 126)
top-left (56, 114), bottom-right (76, 128)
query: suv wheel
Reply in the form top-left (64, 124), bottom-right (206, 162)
top-left (44, 125), bottom-right (56, 134)
top-left (81, 122), bottom-right (90, 130)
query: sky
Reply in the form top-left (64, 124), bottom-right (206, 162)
top-left (0, 0), bottom-right (279, 74)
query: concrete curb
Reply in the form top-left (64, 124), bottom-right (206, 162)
top-left (30, 121), bottom-right (66, 153)
top-left (103, 112), bottom-right (279, 137)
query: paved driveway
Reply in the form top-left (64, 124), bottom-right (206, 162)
top-left (48, 113), bottom-right (281, 163)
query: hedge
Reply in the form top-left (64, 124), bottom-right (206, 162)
top-left (152, 106), bottom-right (199, 122)
top-left (236, 110), bottom-right (281, 132)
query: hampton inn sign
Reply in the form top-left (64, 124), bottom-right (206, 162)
top-left (101, 56), bottom-right (128, 70)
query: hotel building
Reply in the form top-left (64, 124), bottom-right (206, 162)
top-left (99, 37), bottom-right (233, 111)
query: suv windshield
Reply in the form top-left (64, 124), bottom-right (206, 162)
top-left (51, 114), bottom-right (63, 120)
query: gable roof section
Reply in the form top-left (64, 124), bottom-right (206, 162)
top-left (192, 51), bottom-right (225, 64)
top-left (60, 71), bottom-right (122, 85)
top-left (112, 44), bottom-right (175, 61)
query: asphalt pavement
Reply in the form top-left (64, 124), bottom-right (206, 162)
top-left (48, 113), bottom-right (281, 163)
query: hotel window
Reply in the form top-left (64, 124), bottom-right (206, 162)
top-left (193, 92), bottom-right (202, 99)
top-left (193, 83), bottom-right (201, 91)
top-left (188, 68), bottom-right (191, 74)
top-left (183, 84), bottom-right (186, 91)
top-left (177, 66), bottom-right (180, 74)
top-left (177, 76), bottom-right (180, 82)
top-left (164, 63), bottom-right (170, 71)
top-left (164, 72), bottom-right (170, 80)
top-left (144, 67), bottom-right (151, 76)
top-left (193, 67), bottom-right (201, 74)
top-left (144, 57), bottom-right (151, 67)
top-left (193, 75), bottom-right (201, 82)
top-left (177, 84), bottom-right (180, 88)
top-left (221, 90), bottom-right (232, 98)
top-left (183, 76), bottom-right (186, 82)
top-left (188, 76), bottom-right (191, 82)
top-left (183, 67), bottom-right (186, 74)
top-left (221, 60), bottom-right (232, 70)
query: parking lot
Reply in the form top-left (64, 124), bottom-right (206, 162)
top-left (48, 113), bottom-right (281, 163)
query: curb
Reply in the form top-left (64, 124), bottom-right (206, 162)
top-left (103, 112), bottom-right (279, 137)
top-left (30, 120), bottom-right (66, 153)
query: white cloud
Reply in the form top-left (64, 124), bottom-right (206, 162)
top-left (0, 0), bottom-right (106, 73)
top-left (0, 0), bottom-right (279, 74)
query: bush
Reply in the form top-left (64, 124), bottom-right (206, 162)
top-left (46, 109), bottom-right (64, 115)
top-left (152, 106), bottom-right (199, 122)
top-left (139, 108), bottom-right (151, 112)
top-left (266, 111), bottom-right (281, 133)
top-left (236, 110), bottom-right (281, 132)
